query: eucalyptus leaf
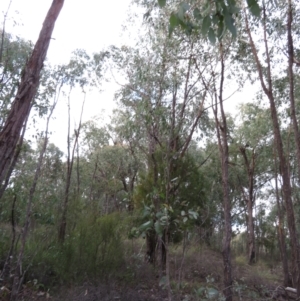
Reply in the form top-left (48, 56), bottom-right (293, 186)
top-left (202, 16), bottom-right (211, 36)
top-left (207, 287), bottom-right (219, 299)
top-left (208, 28), bottom-right (216, 44)
top-left (193, 8), bottom-right (201, 20)
top-left (157, 0), bottom-right (166, 8)
top-left (139, 220), bottom-right (153, 232)
top-left (225, 14), bottom-right (236, 37)
top-left (159, 276), bottom-right (167, 287)
top-left (170, 12), bottom-right (179, 28)
top-left (154, 220), bottom-right (163, 236)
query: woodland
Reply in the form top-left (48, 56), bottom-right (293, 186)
top-left (0, 0), bottom-right (300, 300)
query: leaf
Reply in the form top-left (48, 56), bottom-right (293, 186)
top-left (225, 14), bottom-right (236, 37)
top-left (229, 4), bottom-right (240, 14)
top-left (207, 287), bottom-right (219, 299)
top-left (129, 227), bottom-right (139, 238)
top-left (181, 2), bottom-right (190, 13)
top-left (154, 220), bottom-right (163, 236)
top-left (181, 210), bottom-right (186, 216)
top-left (212, 14), bottom-right (219, 25)
top-left (178, 2), bottom-right (190, 21)
top-left (208, 28), bottom-right (216, 44)
top-left (183, 217), bottom-right (188, 223)
top-left (217, 20), bottom-right (225, 39)
top-left (188, 209), bottom-right (198, 219)
top-left (157, 0), bottom-right (166, 8)
top-left (170, 12), bottom-right (179, 28)
top-left (156, 211), bottom-right (163, 218)
top-left (159, 276), bottom-right (167, 287)
top-left (139, 220), bottom-right (153, 232)
top-left (195, 287), bottom-right (205, 296)
top-left (168, 24), bottom-right (175, 37)
top-left (246, 0), bottom-right (260, 17)
top-left (193, 8), bottom-right (201, 21)
top-left (178, 5), bottom-right (185, 21)
top-left (202, 16), bottom-right (211, 36)
top-left (160, 215), bottom-right (168, 225)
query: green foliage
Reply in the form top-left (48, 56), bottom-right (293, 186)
top-left (194, 275), bottom-right (225, 300)
top-left (0, 32), bottom-right (33, 129)
top-left (158, 0), bottom-right (166, 8)
top-left (159, 0), bottom-right (261, 40)
top-left (132, 149), bottom-right (208, 242)
top-left (23, 213), bottom-right (125, 284)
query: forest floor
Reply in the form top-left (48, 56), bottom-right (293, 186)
top-left (1, 243), bottom-right (291, 301)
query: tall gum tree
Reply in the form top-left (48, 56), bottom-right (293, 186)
top-left (0, 0), bottom-right (65, 186)
top-left (244, 2), bottom-right (300, 294)
top-left (234, 103), bottom-right (274, 265)
top-left (110, 11), bottom-right (212, 297)
top-left (209, 43), bottom-right (232, 301)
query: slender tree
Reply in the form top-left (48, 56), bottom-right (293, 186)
top-left (211, 43), bottom-right (232, 301)
top-left (10, 92), bottom-right (59, 301)
top-left (245, 3), bottom-right (300, 294)
top-left (0, 0), bottom-right (65, 186)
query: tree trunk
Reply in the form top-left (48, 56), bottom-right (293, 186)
top-left (247, 200), bottom-right (255, 264)
top-left (146, 230), bottom-right (157, 264)
top-left (287, 0), bottom-right (300, 184)
top-left (58, 94), bottom-right (84, 243)
top-left (239, 147), bottom-right (256, 264)
top-left (286, 3), bottom-right (300, 290)
top-left (0, 0), bottom-right (64, 186)
top-left (0, 113), bottom-right (28, 201)
top-left (212, 43), bottom-right (232, 301)
top-left (274, 147), bottom-right (292, 287)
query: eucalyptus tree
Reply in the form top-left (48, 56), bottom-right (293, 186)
top-left (205, 41), bottom-right (233, 301)
top-left (110, 8), bottom-right (214, 297)
top-left (243, 0), bottom-right (300, 292)
top-left (79, 120), bottom-right (141, 214)
top-left (56, 49), bottom-right (109, 243)
top-left (232, 102), bottom-right (274, 264)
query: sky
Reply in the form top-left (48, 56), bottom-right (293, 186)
top-left (0, 0), bottom-right (136, 151)
top-left (1, 0), bottom-right (134, 63)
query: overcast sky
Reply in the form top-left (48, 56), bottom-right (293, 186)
top-left (1, 0), bottom-right (134, 63)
